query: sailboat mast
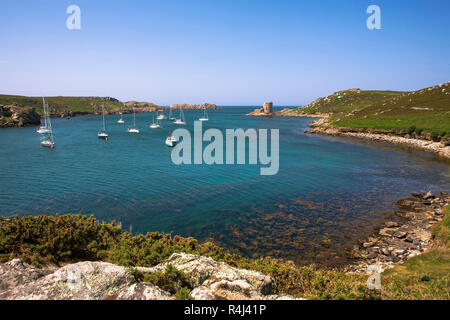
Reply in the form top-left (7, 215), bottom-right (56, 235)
top-left (102, 104), bottom-right (106, 131)
top-left (180, 105), bottom-right (185, 122)
top-left (42, 98), bottom-right (48, 128)
top-left (47, 104), bottom-right (54, 143)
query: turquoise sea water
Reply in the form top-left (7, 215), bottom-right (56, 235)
top-left (1, 107), bottom-right (449, 266)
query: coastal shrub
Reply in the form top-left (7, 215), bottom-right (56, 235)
top-left (175, 287), bottom-right (194, 300)
top-left (407, 125), bottom-right (416, 134)
top-left (430, 130), bottom-right (446, 141)
top-left (431, 131), bottom-right (439, 141)
top-left (143, 265), bottom-right (192, 295)
top-left (414, 127), bottom-right (424, 135)
top-left (1, 108), bottom-right (12, 117)
top-left (0, 214), bottom-right (122, 264)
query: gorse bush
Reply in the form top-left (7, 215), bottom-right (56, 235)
top-left (414, 127), bottom-right (424, 135)
top-left (0, 214), bottom-right (121, 264)
top-left (407, 125), bottom-right (416, 134)
top-left (143, 265), bottom-right (192, 295)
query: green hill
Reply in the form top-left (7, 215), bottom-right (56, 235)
top-left (0, 95), bottom-right (126, 116)
top-left (299, 89), bottom-right (403, 115)
top-left (299, 82), bottom-right (450, 140)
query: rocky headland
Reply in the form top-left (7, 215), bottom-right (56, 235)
top-left (123, 101), bottom-right (164, 113)
top-left (170, 103), bottom-right (218, 110)
top-left (0, 253), bottom-right (299, 300)
top-left (0, 104), bottom-right (40, 128)
top-left (246, 102), bottom-right (328, 118)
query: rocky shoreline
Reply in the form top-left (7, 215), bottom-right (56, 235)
top-left (346, 192), bottom-right (449, 274)
top-left (306, 119), bottom-right (450, 160)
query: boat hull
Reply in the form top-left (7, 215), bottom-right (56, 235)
top-left (41, 141), bottom-right (55, 149)
top-left (37, 128), bottom-right (51, 134)
top-left (165, 136), bottom-right (178, 147)
top-left (165, 140), bottom-right (177, 147)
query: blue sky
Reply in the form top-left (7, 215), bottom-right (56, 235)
top-left (0, 0), bottom-right (449, 105)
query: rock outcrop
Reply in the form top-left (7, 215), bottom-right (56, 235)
top-left (123, 101), bottom-right (163, 113)
top-left (170, 103), bottom-right (217, 110)
top-left (0, 253), bottom-right (300, 300)
top-left (246, 104), bottom-right (328, 118)
top-left (0, 104), bottom-right (41, 128)
top-left (136, 253), bottom-right (287, 300)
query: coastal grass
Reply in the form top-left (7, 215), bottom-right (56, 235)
top-left (296, 90), bottom-right (403, 115)
top-left (380, 206), bottom-right (450, 300)
top-left (0, 214), bottom-right (377, 300)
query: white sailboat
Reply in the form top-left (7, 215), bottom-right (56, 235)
top-left (168, 106), bottom-right (176, 121)
top-left (156, 110), bottom-right (167, 120)
top-left (37, 98), bottom-right (51, 134)
top-left (199, 106), bottom-right (209, 121)
top-left (117, 113), bottom-right (125, 124)
top-left (165, 132), bottom-right (178, 147)
top-left (40, 100), bottom-right (55, 149)
top-left (117, 104), bottom-right (125, 123)
top-left (127, 107), bottom-right (140, 133)
top-left (150, 115), bottom-right (162, 129)
top-left (98, 104), bottom-right (109, 140)
top-left (173, 105), bottom-right (186, 125)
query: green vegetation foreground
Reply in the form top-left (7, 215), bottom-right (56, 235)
top-left (1, 210), bottom-right (448, 300)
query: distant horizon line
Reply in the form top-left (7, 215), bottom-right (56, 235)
top-left (1, 80), bottom-right (448, 106)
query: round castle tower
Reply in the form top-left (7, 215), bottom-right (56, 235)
top-left (263, 102), bottom-right (273, 114)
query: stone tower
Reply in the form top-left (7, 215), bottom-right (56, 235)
top-left (263, 102), bottom-right (273, 114)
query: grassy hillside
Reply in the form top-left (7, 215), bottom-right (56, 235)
top-left (300, 82), bottom-right (450, 139)
top-left (299, 89), bottom-right (403, 115)
top-left (0, 95), bottom-right (125, 115)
